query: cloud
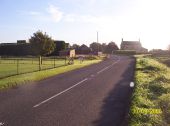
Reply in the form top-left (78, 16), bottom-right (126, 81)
top-left (64, 14), bottom-right (77, 22)
top-left (89, 0), bottom-right (97, 5)
top-left (64, 13), bottom-right (115, 27)
top-left (18, 5), bottom-right (64, 23)
top-left (17, 10), bottom-right (41, 16)
top-left (47, 4), bottom-right (63, 22)
top-left (28, 11), bottom-right (41, 16)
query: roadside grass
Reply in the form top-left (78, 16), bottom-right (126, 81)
top-left (0, 59), bottom-right (102, 90)
top-left (129, 56), bottom-right (170, 126)
top-left (152, 55), bottom-right (170, 67)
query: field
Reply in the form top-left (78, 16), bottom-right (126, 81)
top-left (0, 56), bottom-right (103, 89)
top-left (0, 57), bottom-right (67, 79)
top-left (129, 56), bottom-right (170, 125)
top-left (152, 54), bottom-right (170, 67)
top-left (0, 56), bottom-right (100, 79)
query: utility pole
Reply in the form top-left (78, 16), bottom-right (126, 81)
top-left (97, 31), bottom-right (99, 52)
top-left (97, 31), bottom-right (99, 43)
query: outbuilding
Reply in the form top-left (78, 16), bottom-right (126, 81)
top-left (59, 49), bottom-right (76, 57)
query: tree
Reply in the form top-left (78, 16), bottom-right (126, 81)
top-left (90, 42), bottom-right (102, 52)
top-left (54, 41), bottom-right (66, 52)
top-left (79, 44), bottom-right (91, 54)
top-left (71, 44), bottom-right (80, 49)
top-left (29, 31), bottom-right (55, 56)
top-left (105, 42), bottom-right (119, 54)
top-left (71, 44), bottom-right (80, 54)
top-left (101, 43), bottom-right (107, 53)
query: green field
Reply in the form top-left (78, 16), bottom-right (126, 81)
top-left (152, 55), bottom-right (170, 67)
top-left (129, 56), bottom-right (170, 125)
top-left (0, 56), bottom-right (106, 79)
top-left (0, 57), bottom-right (67, 79)
top-left (0, 56), bottom-right (102, 89)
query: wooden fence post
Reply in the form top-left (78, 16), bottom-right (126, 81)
top-left (65, 56), bottom-right (67, 65)
top-left (54, 57), bottom-right (56, 68)
top-left (17, 59), bottom-right (19, 74)
top-left (39, 56), bottom-right (41, 71)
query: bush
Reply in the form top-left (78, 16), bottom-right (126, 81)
top-left (113, 50), bottom-right (136, 55)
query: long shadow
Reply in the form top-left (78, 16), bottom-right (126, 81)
top-left (93, 58), bottom-right (135, 126)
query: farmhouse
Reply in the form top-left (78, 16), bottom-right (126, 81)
top-left (120, 38), bottom-right (148, 53)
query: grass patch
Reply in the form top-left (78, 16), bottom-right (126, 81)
top-left (0, 57), bottom-right (66, 78)
top-left (129, 56), bottom-right (170, 126)
top-left (0, 59), bottom-right (102, 90)
top-left (151, 55), bottom-right (170, 67)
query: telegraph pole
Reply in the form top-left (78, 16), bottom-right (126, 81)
top-left (97, 31), bottom-right (99, 43)
top-left (97, 31), bottom-right (99, 52)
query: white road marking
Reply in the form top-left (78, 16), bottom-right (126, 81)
top-left (97, 59), bottom-right (120, 74)
top-left (90, 74), bottom-right (95, 77)
top-left (111, 59), bottom-right (120, 66)
top-left (33, 78), bottom-right (88, 108)
top-left (33, 57), bottom-right (121, 108)
top-left (97, 66), bottom-right (109, 74)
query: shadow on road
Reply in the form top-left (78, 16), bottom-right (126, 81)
top-left (93, 58), bottom-right (135, 126)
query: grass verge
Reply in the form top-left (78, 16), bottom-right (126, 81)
top-left (0, 59), bottom-right (102, 90)
top-left (129, 56), bottom-right (170, 126)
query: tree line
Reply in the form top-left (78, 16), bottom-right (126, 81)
top-left (71, 42), bottom-right (119, 54)
top-left (0, 31), bottom-right (119, 56)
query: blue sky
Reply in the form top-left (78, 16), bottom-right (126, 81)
top-left (0, 0), bottom-right (170, 49)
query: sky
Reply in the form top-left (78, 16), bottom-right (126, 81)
top-left (0, 0), bottom-right (170, 50)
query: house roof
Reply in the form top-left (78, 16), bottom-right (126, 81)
top-left (121, 41), bottom-right (141, 45)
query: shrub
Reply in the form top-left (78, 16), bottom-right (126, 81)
top-left (113, 50), bottom-right (136, 55)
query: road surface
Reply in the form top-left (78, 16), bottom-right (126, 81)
top-left (0, 55), bottom-right (135, 126)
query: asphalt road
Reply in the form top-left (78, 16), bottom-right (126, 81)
top-left (0, 55), bottom-right (135, 126)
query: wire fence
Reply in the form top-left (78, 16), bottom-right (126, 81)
top-left (0, 56), bottom-right (67, 79)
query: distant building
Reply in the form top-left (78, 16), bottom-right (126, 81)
top-left (0, 40), bottom-right (27, 46)
top-left (93, 51), bottom-right (103, 56)
top-left (79, 44), bottom-right (91, 54)
top-left (150, 49), bottom-right (170, 56)
top-left (0, 41), bottom-right (31, 56)
top-left (17, 40), bottom-right (26, 44)
top-left (59, 49), bottom-right (76, 57)
top-left (0, 43), bottom-right (17, 46)
top-left (120, 38), bottom-right (148, 53)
